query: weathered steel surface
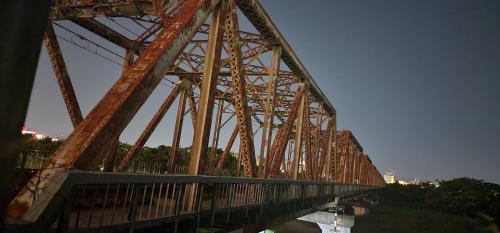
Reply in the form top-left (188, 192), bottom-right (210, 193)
top-left (303, 92), bottom-right (313, 180)
top-left (207, 99), bottom-right (224, 175)
top-left (71, 18), bottom-right (137, 51)
top-left (225, 0), bottom-right (257, 178)
top-left (291, 84), bottom-right (307, 180)
top-left (44, 23), bottom-right (83, 127)
top-left (188, 0), bottom-right (226, 176)
top-left (258, 46), bottom-right (281, 178)
top-left (169, 84), bottom-right (189, 174)
top-left (324, 117), bottom-right (336, 181)
top-left (316, 118), bottom-right (334, 180)
top-left (7, 0), bottom-right (219, 219)
top-left (269, 84), bottom-right (305, 178)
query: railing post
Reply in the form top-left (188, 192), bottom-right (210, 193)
top-left (56, 192), bottom-right (73, 233)
top-left (195, 183), bottom-right (204, 229)
top-left (260, 184), bottom-right (265, 214)
top-left (128, 184), bottom-right (140, 233)
top-left (210, 183), bottom-right (219, 226)
top-left (19, 151), bottom-right (28, 169)
top-left (244, 184), bottom-right (249, 220)
top-left (225, 184), bottom-right (232, 223)
top-left (173, 184), bottom-right (184, 233)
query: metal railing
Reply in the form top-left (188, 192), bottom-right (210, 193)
top-left (16, 150), bottom-right (51, 170)
top-left (8, 171), bottom-right (377, 233)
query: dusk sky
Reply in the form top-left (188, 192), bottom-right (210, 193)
top-left (25, 0), bottom-right (500, 183)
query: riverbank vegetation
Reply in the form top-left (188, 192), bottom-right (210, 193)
top-left (353, 178), bottom-right (500, 233)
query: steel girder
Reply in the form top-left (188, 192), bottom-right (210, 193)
top-left (224, 0), bottom-right (256, 178)
top-left (44, 23), bottom-right (83, 127)
top-left (258, 46), bottom-right (281, 177)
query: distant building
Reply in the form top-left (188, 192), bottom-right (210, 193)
top-left (21, 125), bottom-right (37, 135)
top-left (22, 125), bottom-right (47, 140)
top-left (397, 180), bottom-right (409, 185)
top-left (384, 169), bottom-right (396, 184)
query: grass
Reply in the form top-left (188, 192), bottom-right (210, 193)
top-left (352, 205), bottom-right (494, 233)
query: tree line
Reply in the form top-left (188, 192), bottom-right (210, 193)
top-left (383, 178), bottom-right (500, 226)
top-left (21, 134), bottom-right (239, 176)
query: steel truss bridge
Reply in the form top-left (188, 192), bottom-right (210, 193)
top-left (2, 0), bottom-right (385, 232)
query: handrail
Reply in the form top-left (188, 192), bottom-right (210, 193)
top-left (7, 171), bottom-right (379, 233)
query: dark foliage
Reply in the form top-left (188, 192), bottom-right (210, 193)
top-left (21, 135), bottom-right (239, 175)
top-left (383, 178), bottom-right (500, 226)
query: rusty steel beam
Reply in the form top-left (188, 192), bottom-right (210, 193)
top-left (103, 49), bottom-right (135, 172)
top-left (291, 83), bottom-right (308, 180)
top-left (302, 92), bottom-right (313, 180)
top-left (312, 105), bottom-right (323, 180)
top-left (188, 85), bottom-right (198, 126)
top-left (168, 83), bottom-right (189, 174)
top-left (324, 116), bottom-right (336, 181)
top-left (48, 20), bottom-right (120, 172)
top-left (7, 0), bottom-right (219, 219)
top-left (188, 0), bottom-right (226, 176)
top-left (316, 118), bottom-right (333, 180)
top-left (213, 126), bottom-right (239, 176)
top-left (116, 80), bottom-right (184, 171)
top-left (207, 99), bottom-right (224, 175)
top-left (258, 46), bottom-right (281, 177)
top-left (225, 0), bottom-right (256, 178)
top-left (269, 84), bottom-right (305, 178)
top-left (44, 23), bottom-right (84, 127)
top-left (71, 18), bottom-right (137, 51)
top-left (263, 127), bottom-right (282, 178)
top-left (52, 0), bottom-right (181, 19)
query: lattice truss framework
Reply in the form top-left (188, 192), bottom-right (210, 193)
top-left (36, 0), bottom-right (335, 179)
top-left (8, 0), bottom-right (385, 219)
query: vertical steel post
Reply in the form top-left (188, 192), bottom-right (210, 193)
top-left (312, 105), bottom-right (322, 180)
top-left (187, 0), bottom-right (226, 211)
top-left (208, 99), bottom-right (224, 175)
top-left (169, 81), bottom-right (189, 174)
top-left (324, 117), bottom-right (334, 181)
top-left (258, 46), bottom-right (281, 177)
top-left (291, 82), bottom-right (308, 180)
top-left (188, 0), bottom-right (226, 176)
